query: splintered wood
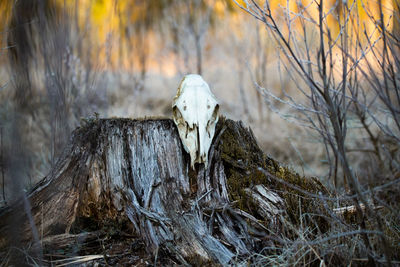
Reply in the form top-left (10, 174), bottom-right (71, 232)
top-left (0, 118), bottom-right (302, 265)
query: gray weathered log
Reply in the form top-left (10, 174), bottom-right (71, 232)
top-left (0, 117), bottom-right (322, 265)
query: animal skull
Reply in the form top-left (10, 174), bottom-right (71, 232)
top-left (172, 74), bottom-right (219, 169)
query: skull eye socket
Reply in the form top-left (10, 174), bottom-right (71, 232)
top-left (173, 106), bottom-right (184, 124)
top-left (206, 104), bottom-right (219, 138)
top-left (211, 104), bottom-right (219, 122)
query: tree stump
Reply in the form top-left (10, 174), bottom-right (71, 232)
top-left (0, 117), bottom-right (327, 265)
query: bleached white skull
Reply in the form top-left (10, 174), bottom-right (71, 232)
top-left (172, 74), bottom-right (219, 169)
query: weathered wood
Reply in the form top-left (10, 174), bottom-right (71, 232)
top-left (0, 117), bottom-right (327, 265)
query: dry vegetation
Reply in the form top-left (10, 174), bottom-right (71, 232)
top-left (0, 0), bottom-right (399, 265)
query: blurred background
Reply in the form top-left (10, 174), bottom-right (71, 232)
top-left (0, 0), bottom-right (398, 205)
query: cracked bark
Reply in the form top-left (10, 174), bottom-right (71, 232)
top-left (0, 118), bottom-right (295, 265)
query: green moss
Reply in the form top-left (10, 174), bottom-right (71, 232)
top-left (216, 117), bottom-right (328, 229)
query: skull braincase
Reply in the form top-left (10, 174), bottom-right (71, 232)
top-left (172, 74), bottom-right (219, 168)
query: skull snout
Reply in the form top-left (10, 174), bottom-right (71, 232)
top-left (198, 121), bottom-right (208, 160)
top-left (188, 122), bottom-right (205, 160)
